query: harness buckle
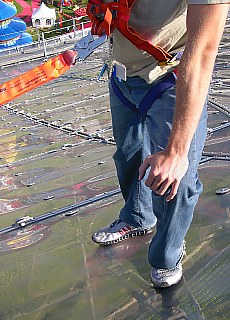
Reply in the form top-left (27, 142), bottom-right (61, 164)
top-left (158, 52), bottom-right (182, 67)
top-left (72, 31), bottom-right (108, 61)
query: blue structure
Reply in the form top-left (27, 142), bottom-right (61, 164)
top-left (0, 0), bottom-right (32, 49)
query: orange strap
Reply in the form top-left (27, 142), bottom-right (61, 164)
top-left (0, 50), bottom-right (77, 106)
top-left (87, 0), bottom-right (173, 62)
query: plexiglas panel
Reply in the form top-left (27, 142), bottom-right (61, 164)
top-left (0, 14), bottom-right (229, 320)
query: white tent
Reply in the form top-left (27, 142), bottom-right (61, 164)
top-left (32, 2), bottom-right (56, 29)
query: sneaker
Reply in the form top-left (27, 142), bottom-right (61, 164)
top-left (151, 241), bottom-right (186, 288)
top-left (92, 218), bottom-right (154, 245)
top-left (151, 263), bottom-right (183, 288)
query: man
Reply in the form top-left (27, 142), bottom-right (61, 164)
top-left (90, 0), bottom-right (229, 288)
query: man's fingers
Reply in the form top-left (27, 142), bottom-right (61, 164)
top-left (138, 159), bottom-right (150, 180)
top-left (147, 176), bottom-right (161, 189)
top-left (154, 180), bottom-right (171, 195)
top-left (166, 181), bottom-right (179, 201)
top-left (139, 152), bottom-right (188, 200)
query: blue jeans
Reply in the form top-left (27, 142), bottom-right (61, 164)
top-left (109, 75), bottom-right (207, 269)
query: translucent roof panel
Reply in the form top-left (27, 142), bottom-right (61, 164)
top-left (0, 13), bottom-right (229, 320)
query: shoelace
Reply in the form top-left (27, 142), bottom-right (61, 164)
top-left (109, 218), bottom-right (121, 229)
top-left (156, 264), bottom-right (181, 276)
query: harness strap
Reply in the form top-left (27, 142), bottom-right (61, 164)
top-left (87, 0), bottom-right (173, 62)
top-left (139, 72), bottom-right (177, 117)
top-left (110, 70), bottom-right (177, 118)
top-left (0, 50), bottom-right (76, 106)
top-left (110, 76), bottom-right (138, 114)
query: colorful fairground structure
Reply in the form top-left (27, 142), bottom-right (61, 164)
top-left (57, 0), bottom-right (88, 29)
top-left (31, 2), bottom-right (56, 29)
top-left (0, 0), bottom-right (32, 50)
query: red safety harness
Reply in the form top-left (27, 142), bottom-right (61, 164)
top-left (87, 0), bottom-right (174, 63)
top-left (87, 0), bottom-right (181, 118)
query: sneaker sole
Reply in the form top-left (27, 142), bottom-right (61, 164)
top-left (151, 277), bottom-right (182, 288)
top-left (92, 227), bottom-right (154, 246)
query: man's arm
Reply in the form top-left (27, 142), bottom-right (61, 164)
top-left (139, 4), bottom-right (229, 201)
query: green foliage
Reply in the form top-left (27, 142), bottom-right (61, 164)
top-left (78, 0), bottom-right (88, 6)
top-left (13, 1), bottom-right (23, 14)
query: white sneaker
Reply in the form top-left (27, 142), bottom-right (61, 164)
top-left (151, 241), bottom-right (186, 288)
top-left (151, 263), bottom-right (183, 288)
top-left (92, 218), bottom-right (154, 245)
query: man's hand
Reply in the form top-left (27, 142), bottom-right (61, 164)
top-left (139, 151), bottom-right (189, 201)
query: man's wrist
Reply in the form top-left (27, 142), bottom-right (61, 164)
top-left (165, 140), bottom-right (190, 157)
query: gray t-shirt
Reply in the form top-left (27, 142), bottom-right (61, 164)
top-left (110, 0), bottom-right (229, 83)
